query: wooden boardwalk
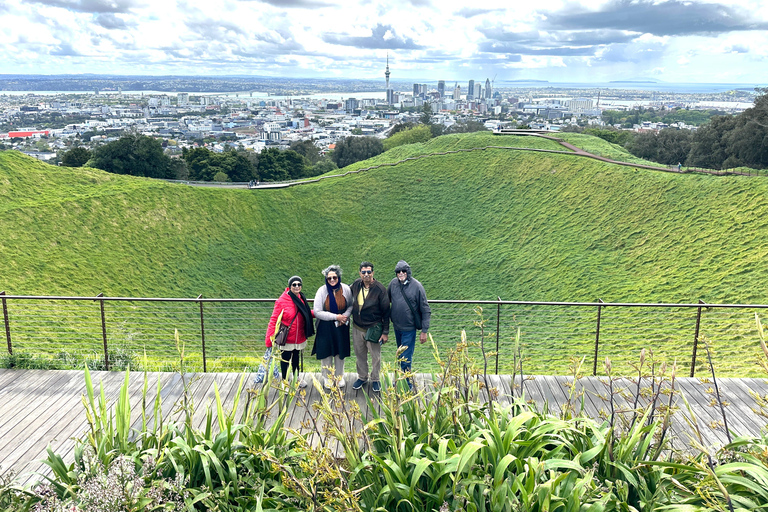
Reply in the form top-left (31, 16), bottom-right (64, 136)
top-left (1, 369), bottom-right (767, 486)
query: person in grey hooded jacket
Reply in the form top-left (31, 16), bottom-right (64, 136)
top-left (387, 260), bottom-right (431, 383)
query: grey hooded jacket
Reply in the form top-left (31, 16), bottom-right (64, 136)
top-left (387, 260), bottom-right (431, 333)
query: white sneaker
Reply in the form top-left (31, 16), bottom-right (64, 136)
top-left (324, 378), bottom-right (333, 389)
top-left (299, 379), bottom-right (307, 389)
top-left (337, 377), bottom-right (346, 388)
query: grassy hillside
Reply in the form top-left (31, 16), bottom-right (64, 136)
top-left (3, 132), bottom-right (768, 375)
top-left (3, 131), bottom-right (768, 301)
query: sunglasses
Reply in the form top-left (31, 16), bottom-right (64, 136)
top-left (290, 283), bottom-right (302, 287)
top-left (360, 270), bottom-right (372, 275)
top-left (396, 270), bottom-right (407, 274)
top-left (327, 276), bottom-right (339, 281)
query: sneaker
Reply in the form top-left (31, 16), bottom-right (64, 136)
top-left (352, 378), bottom-right (367, 390)
top-left (371, 381), bottom-right (381, 393)
top-left (299, 379), bottom-right (307, 389)
top-left (337, 377), bottom-right (346, 388)
top-left (324, 378), bottom-right (333, 390)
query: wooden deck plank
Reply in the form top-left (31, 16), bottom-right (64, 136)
top-left (14, 370), bottom-right (128, 484)
top-left (0, 369), bottom-right (73, 438)
top-left (2, 370), bottom-right (768, 485)
top-left (707, 379), bottom-right (762, 438)
top-left (675, 379), bottom-right (731, 448)
top-left (0, 370), bottom-right (87, 469)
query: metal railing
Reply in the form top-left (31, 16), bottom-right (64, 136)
top-left (1, 292), bottom-right (766, 376)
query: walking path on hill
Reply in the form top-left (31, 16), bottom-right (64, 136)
top-left (171, 130), bottom-right (757, 191)
top-left (1, 368), bottom-right (766, 486)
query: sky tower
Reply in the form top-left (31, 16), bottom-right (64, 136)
top-left (385, 53), bottom-right (393, 104)
top-left (385, 53), bottom-right (390, 90)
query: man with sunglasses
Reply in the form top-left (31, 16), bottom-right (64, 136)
top-left (350, 261), bottom-right (390, 393)
top-left (388, 260), bottom-right (431, 390)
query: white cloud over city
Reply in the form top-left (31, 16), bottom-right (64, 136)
top-left (0, 0), bottom-right (766, 83)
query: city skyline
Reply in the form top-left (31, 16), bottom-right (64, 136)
top-left (0, 0), bottom-right (766, 84)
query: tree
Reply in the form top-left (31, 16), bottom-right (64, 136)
top-left (289, 140), bottom-right (321, 165)
top-left (255, 148), bottom-right (308, 181)
top-left (89, 134), bottom-right (173, 178)
top-left (655, 129), bottom-right (692, 165)
top-left (445, 121), bottom-right (488, 134)
top-left (182, 147), bottom-right (256, 182)
top-left (169, 157), bottom-right (189, 180)
top-left (256, 148), bottom-right (289, 182)
top-left (625, 132), bottom-right (659, 162)
top-left (331, 136), bottom-right (384, 168)
top-left (61, 146), bottom-right (91, 167)
top-left (389, 122), bottom-right (416, 136)
top-left (686, 115), bottom-right (737, 169)
top-left (310, 158), bottom-right (338, 177)
top-left (420, 103), bottom-right (433, 125)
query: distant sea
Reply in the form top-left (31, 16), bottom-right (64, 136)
top-left (497, 81), bottom-right (763, 94)
top-left (1, 83), bottom-right (763, 98)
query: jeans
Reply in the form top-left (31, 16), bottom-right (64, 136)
top-left (394, 330), bottom-right (416, 372)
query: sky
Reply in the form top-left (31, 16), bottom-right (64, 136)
top-left (0, 0), bottom-right (767, 84)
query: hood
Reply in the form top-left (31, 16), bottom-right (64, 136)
top-left (394, 260), bottom-right (412, 281)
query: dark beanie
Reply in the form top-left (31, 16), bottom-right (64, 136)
top-left (288, 275), bottom-right (302, 287)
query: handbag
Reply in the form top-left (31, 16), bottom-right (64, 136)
top-left (273, 312), bottom-right (297, 347)
top-left (398, 284), bottom-right (422, 330)
top-left (364, 322), bottom-right (384, 343)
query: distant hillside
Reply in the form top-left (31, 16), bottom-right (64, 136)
top-left (2, 132), bottom-right (767, 306)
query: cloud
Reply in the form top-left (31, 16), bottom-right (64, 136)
top-left (456, 7), bottom-right (504, 18)
top-left (255, 0), bottom-right (334, 7)
top-left (479, 26), bottom-right (637, 46)
top-left (728, 44), bottom-right (749, 54)
top-left (49, 42), bottom-right (82, 56)
top-left (94, 13), bottom-right (131, 29)
top-left (323, 24), bottom-right (424, 49)
top-left (479, 41), bottom-right (599, 56)
top-left (185, 19), bottom-right (248, 41)
top-left (541, 0), bottom-right (768, 37)
top-left (28, 0), bottom-right (139, 14)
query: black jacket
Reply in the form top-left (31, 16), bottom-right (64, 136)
top-left (350, 278), bottom-right (391, 333)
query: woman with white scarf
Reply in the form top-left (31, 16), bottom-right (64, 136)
top-left (312, 264), bottom-right (353, 389)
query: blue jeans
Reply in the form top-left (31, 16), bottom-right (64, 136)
top-left (394, 330), bottom-right (416, 372)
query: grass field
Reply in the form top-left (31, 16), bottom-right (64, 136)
top-left (3, 131), bottom-right (768, 375)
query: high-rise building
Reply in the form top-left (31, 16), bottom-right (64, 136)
top-left (177, 93), bottom-right (189, 106)
top-left (485, 79), bottom-right (492, 99)
top-left (454, 83), bottom-right (461, 100)
top-left (474, 83), bottom-right (482, 99)
top-left (467, 80), bottom-right (475, 100)
top-left (438, 80), bottom-right (445, 98)
top-left (413, 83), bottom-right (420, 96)
top-left (385, 53), bottom-right (392, 105)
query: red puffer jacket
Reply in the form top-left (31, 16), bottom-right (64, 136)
top-left (265, 289), bottom-right (313, 348)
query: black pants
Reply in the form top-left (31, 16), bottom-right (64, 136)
top-left (280, 349), bottom-right (300, 379)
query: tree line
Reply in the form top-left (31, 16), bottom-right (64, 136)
top-left (59, 135), bottom-right (392, 182)
top-left (566, 88), bottom-right (768, 170)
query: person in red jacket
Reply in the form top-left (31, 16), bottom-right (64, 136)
top-left (265, 276), bottom-right (315, 387)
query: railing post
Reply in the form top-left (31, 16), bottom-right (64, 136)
top-left (1, 291), bottom-right (11, 355)
top-left (593, 299), bottom-right (604, 376)
top-left (96, 293), bottom-right (109, 370)
top-left (496, 296), bottom-right (501, 375)
top-left (690, 300), bottom-right (704, 377)
top-left (198, 295), bottom-right (207, 373)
